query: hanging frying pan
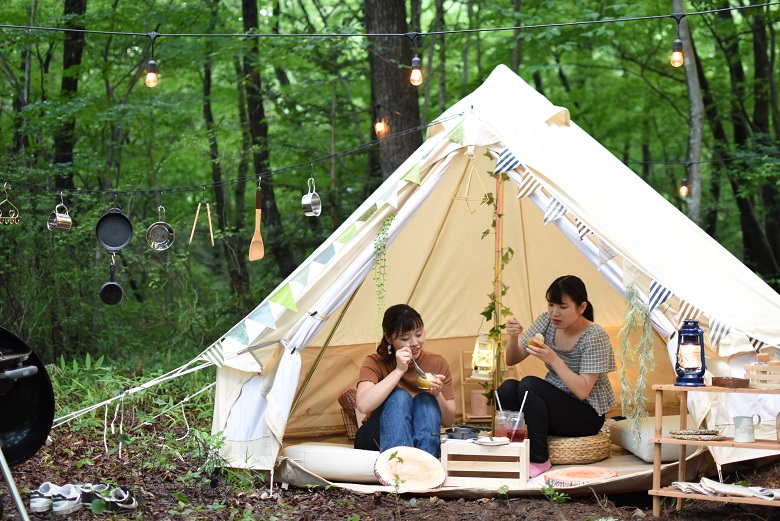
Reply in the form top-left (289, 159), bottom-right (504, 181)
top-left (96, 207), bottom-right (133, 253)
top-left (0, 326), bottom-right (54, 468)
top-left (99, 258), bottom-right (123, 305)
top-left (146, 205), bottom-right (174, 251)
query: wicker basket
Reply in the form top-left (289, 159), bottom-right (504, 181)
top-left (548, 432), bottom-right (611, 465)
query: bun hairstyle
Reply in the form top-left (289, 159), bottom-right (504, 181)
top-left (377, 304), bottom-right (424, 363)
top-left (546, 275), bottom-right (594, 321)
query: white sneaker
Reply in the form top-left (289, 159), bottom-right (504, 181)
top-left (51, 484), bottom-right (82, 516)
top-left (29, 482), bottom-right (61, 514)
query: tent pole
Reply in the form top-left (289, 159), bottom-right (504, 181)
top-left (492, 173), bottom-right (504, 435)
top-left (289, 283), bottom-right (363, 416)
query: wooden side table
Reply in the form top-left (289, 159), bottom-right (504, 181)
top-left (441, 440), bottom-right (529, 488)
top-left (649, 384), bottom-right (780, 516)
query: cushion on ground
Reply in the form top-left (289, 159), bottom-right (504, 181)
top-left (610, 415), bottom-right (697, 463)
top-left (281, 443), bottom-right (380, 483)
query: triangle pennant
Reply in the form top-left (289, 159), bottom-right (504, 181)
top-left (648, 280), bottom-right (673, 311)
top-left (516, 171), bottom-right (542, 199)
top-left (677, 300), bottom-right (702, 322)
top-left (247, 302), bottom-right (277, 330)
top-left (225, 321), bottom-right (249, 347)
top-left (543, 197), bottom-right (568, 224)
top-left (707, 317), bottom-right (732, 347)
top-left (622, 260), bottom-right (642, 288)
top-left (269, 284), bottom-right (298, 312)
top-left (401, 163), bottom-right (421, 185)
top-left (495, 147), bottom-right (521, 174)
top-left (446, 121), bottom-right (464, 145)
top-left (574, 217), bottom-right (591, 241)
top-left (292, 265), bottom-right (310, 287)
top-left (358, 204), bottom-right (378, 222)
top-left (749, 336), bottom-right (767, 352)
top-left (314, 244), bottom-right (335, 265)
top-left (337, 223), bottom-right (358, 244)
top-left (598, 239), bottom-right (619, 267)
top-left (203, 341), bottom-right (224, 368)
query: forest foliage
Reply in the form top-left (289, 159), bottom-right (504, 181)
top-left (0, 0), bottom-right (777, 373)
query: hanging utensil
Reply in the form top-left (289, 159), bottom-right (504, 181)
top-left (47, 193), bottom-right (71, 232)
top-left (99, 254), bottom-right (123, 305)
top-left (0, 182), bottom-right (20, 225)
top-left (248, 181), bottom-right (265, 261)
top-left (146, 205), bottom-right (175, 251)
top-left (302, 176), bottom-right (321, 217)
top-left (188, 201), bottom-right (214, 247)
top-left (95, 204), bottom-right (133, 253)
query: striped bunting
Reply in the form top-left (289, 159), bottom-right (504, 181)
top-left (677, 300), bottom-right (702, 322)
top-left (749, 336), bottom-right (767, 352)
top-left (598, 239), bottom-right (619, 267)
top-left (203, 342), bottom-right (224, 368)
top-left (543, 197), bottom-right (567, 224)
top-left (495, 147), bottom-right (521, 174)
top-left (648, 280), bottom-right (673, 311)
top-left (707, 317), bottom-right (732, 347)
top-left (516, 170), bottom-right (542, 198)
top-left (574, 218), bottom-right (591, 241)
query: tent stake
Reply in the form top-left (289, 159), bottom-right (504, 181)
top-left (289, 283), bottom-right (363, 416)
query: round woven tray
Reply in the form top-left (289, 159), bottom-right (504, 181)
top-left (548, 432), bottom-right (611, 465)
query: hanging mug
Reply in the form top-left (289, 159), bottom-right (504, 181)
top-left (301, 178), bottom-right (321, 217)
top-left (47, 204), bottom-right (72, 232)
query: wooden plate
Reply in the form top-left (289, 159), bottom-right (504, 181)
top-left (374, 446), bottom-right (446, 490)
top-left (544, 466), bottom-right (618, 487)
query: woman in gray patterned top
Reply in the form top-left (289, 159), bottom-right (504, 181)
top-left (497, 275), bottom-right (616, 478)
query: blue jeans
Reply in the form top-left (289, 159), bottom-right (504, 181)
top-left (354, 388), bottom-right (442, 458)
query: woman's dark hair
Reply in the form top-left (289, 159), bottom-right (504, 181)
top-left (546, 275), bottom-right (594, 321)
top-left (376, 304), bottom-right (424, 362)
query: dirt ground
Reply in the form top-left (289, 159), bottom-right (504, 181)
top-left (3, 430), bottom-right (780, 520)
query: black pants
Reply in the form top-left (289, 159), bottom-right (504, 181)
top-left (496, 376), bottom-right (604, 463)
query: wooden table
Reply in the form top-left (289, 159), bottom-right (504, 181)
top-left (440, 440), bottom-right (529, 488)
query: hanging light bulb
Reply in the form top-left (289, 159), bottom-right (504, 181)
top-left (410, 53), bottom-right (423, 86)
top-left (670, 13), bottom-right (685, 68)
top-left (145, 59), bottom-right (158, 88)
top-left (670, 38), bottom-right (684, 68)
top-left (145, 31), bottom-right (160, 88)
top-left (679, 177), bottom-right (689, 198)
top-left (374, 118), bottom-right (387, 138)
top-left (405, 32), bottom-right (423, 86)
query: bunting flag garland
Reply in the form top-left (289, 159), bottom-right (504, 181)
top-left (202, 341), bottom-right (224, 368)
top-left (314, 244), bottom-right (335, 265)
top-left (269, 283), bottom-right (298, 312)
top-left (574, 217), bottom-right (591, 241)
top-left (598, 239), bottom-right (619, 267)
top-left (494, 147), bottom-right (521, 174)
top-left (401, 163), bottom-right (421, 185)
top-left (515, 169), bottom-right (542, 198)
top-left (224, 321), bottom-right (249, 347)
top-left (622, 259), bottom-right (642, 288)
top-left (292, 265), bottom-right (310, 287)
top-left (446, 120), bottom-right (464, 145)
top-left (648, 280), bottom-right (673, 311)
top-left (543, 197), bottom-right (567, 224)
top-left (707, 317), bottom-right (732, 347)
top-left (749, 336), bottom-right (767, 352)
top-left (676, 300), bottom-right (702, 322)
top-left (247, 302), bottom-right (277, 329)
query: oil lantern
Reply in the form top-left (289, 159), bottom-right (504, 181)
top-left (675, 319), bottom-right (706, 386)
top-left (470, 334), bottom-right (496, 381)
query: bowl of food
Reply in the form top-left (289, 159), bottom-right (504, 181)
top-left (417, 372), bottom-right (435, 389)
top-left (532, 333), bottom-right (544, 346)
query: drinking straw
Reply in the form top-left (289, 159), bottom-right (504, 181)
top-left (494, 391), bottom-right (503, 413)
top-left (514, 390), bottom-right (529, 430)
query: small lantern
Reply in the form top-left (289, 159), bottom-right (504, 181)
top-left (675, 319), bottom-right (706, 386)
top-left (470, 334), bottom-right (496, 381)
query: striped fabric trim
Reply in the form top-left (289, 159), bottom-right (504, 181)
top-left (495, 147), bottom-right (521, 174)
top-left (677, 300), bottom-right (702, 322)
top-left (648, 280), bottom-right (673, 311)
top-left (707, 317), bottom-right (732, 347)
top-left (543, 197), bottom-right (568, 224)
top-left (516, 168), bottom-right (542, 198)
top-left (574, 218), bottom-right (591, 241)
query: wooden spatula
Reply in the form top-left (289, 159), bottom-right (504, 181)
top-left (248, 186), bottom-right (265, 261)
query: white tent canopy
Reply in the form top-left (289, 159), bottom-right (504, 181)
top-left (210, 65), bottom-right (780, 472)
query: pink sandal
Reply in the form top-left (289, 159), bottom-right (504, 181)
top-left (529, 459), bottom-right (552, 478)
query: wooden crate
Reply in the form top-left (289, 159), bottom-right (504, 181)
top-left (440, 440), bottom-right (529, 488)
top-left (745, 364), bottom-right (780, 389)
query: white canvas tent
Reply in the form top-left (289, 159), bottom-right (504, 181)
top-left (210, 65), bottom-right (780, 481)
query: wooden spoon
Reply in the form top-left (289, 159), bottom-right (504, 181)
top-left (248, 187), bottom-right (264, 261)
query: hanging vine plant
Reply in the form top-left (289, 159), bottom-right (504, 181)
top-left (617, 283), bottom-right (655, 444)
top-left (374, 213), bottom-right (397, 345)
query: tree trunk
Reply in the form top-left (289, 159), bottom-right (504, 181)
top-left (242, 0), bottom-right (296, 275)
top-left (511, 0), bottom-right (522, 73)
top-left (364, 0), bottom-right (422, 178)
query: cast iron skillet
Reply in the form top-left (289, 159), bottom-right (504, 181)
top-left (96, 207), bottom-right (133, 252)
top-left (0, 326), bottom-right (55, 467)
top-left (439, 426), bottom-right (480, 440)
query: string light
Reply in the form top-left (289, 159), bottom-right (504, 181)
top-left (405, 32), bottom-right (423, 86)
top-left (145, 32), bottom-right (159, 88)
top-left (670, 13), bottom-right (685, 68)
top-left (679, 177), bottom-right (689, 198)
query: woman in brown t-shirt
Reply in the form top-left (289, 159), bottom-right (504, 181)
top-left (354, 304), bottom-right (456, 458)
